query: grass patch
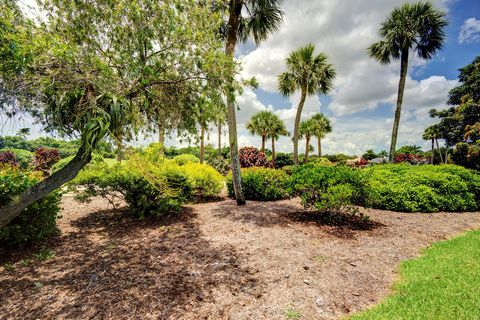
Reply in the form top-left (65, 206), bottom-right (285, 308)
top-left (350, 230), bottom-right (480, 320)
top-left (284, 305), bottom-right (301, 319)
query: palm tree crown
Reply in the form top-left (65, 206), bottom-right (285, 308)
top-left (246, 110), bottom-right (274, 151)
top-left (278, 44), bottom-right (336, 96)
top-left (368, 2), bottom-right (447, 64)
top-left (277, 44), bottom-right (335, 165)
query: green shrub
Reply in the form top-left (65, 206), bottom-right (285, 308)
top-left (0, 167), bottom-right (61, 246)
top-left (227, 167), bottom-right (289, 201)
top-left (72, 161), bottom-right (189, 218)
top-left (364, 164), bottom-right (480, 212)
top-left (281, 165), bottom-right (295, 175)
top-left (207, 156), bottom-right (231, 175)
top-left (314, 157), bottom-right (333, 166)
top-left (0, 148), bottom-right (33, 168)
top-left (51, 155), bottom-right (75, 172)
top-left (172, 154), bottom-right (200, 166)
top-left (288, 164), bottom-right (366, 212)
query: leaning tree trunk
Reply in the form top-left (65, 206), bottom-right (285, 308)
top-left (436, 138), bottom-right (444, 163)
top-left (293, 86), bottom-right (307, 165)
top-left (0, 146), bottom-right (92, 228)
top-left (304, 135), bottom-right (310, 163)
top-left (261, 134), bottom-right (266, 153)
top-left (217, 120), bottom-right (222, 156)
top-left (224, 0), bottom-right (245, 205)
top-left (317, 136), bottom-right (322, 158)
top-left (199, 125), bottom-right (205, 164)
top-left (431, 138), bottom-right (435, 164)
top-left (389, 49), bottom-right (409, 162)
top-left (271, 137), bottom-right (276, 168)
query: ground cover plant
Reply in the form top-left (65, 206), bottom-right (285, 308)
top-left (350, 230), bottom-right (480, 320)
top-left (364, 164), bottom-right (480, 212)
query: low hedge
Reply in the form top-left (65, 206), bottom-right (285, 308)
top-left (0, 167), bottom-right (61, 246)
top-left (227, 167), bottom-right (289, 201)
top-left (364, 164), bottom-right (480, 212)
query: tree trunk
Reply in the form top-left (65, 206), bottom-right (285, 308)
top-left (217, 120), bottom-right (222, 156)
top-left (200, 125), bottom-right (205, 164)
top-left (317, 136), bottom-right (322, 158)
top-left (431, 138), bottom-right (435, 164)
top-left (158, 124), bottom-right (165, 157)
top-left (436, 138), bottom-right (444, 163)
top-left (271, 136), bottom-right (276, 168)
top-left (304, 135), bottom-right (310, 163)
top-left (293, 86), bottom-right (307, 165)
top-left (444, 146), bottom-right (448, 164)
top-left (0, 146), bottom-right (92, 228)
top-left (225, 0), bottom-right (245, 205)
top-left (115, 136), bottom-right (123, 163)
top-left (261, 135), bottom-right (266, 153)
top-left (389, 49), bottom-right (409, 162)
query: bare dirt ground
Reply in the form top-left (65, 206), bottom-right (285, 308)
top-left (1, 196), bottom-right (480, 320)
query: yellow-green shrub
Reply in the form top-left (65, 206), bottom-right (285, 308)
top-left (227, 167), bottom-right (289, 201)
top-left (172, 154), bottom-right (199, 166)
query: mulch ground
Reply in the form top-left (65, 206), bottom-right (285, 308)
top-left (1, 195), bottom-right (480, 319)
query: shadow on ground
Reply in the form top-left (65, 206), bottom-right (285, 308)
top-left (0, 207), bottom-right (257, 319)
top-left (210, 200), bottom-right (381, 237)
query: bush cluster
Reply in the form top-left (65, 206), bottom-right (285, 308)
top-left (364, 164), bottom-right (480, 212)
top-left (0, 167), bottom-right (62, 246)
top-left (172, 153), bottom-right (200, 166)
top-left (393, 153), bottom-right (427, 165)
top-left (239, 147), bottom-right (270, 168)
top-left (72, 157), bottom-right (224, 218)
top-left (227, 167), bottom-right (289, 201)
top-left (0, 148), bottom-right (34, 168)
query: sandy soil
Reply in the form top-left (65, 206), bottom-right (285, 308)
top-left (1, 196), bottom-right (480, 320)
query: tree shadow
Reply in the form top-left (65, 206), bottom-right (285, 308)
top-left (211, 200), bottom-right (382, 236)
top-left (0, 206), bottom-right (257, 319)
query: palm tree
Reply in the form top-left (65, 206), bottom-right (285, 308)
top-left (368, 1), bottom-right (447, 162)
top-left (265, 113), bottom-right (288, 168)
top-left (214, 104), bottom-right (227, 156)
top-left (278, 44), bottom-right (336, 165)
top-left (309, 113), bottom-right (332, 157)
top-left (224, 0), bottom-right (284, 205)
top-left (299, 119), bottom-right (315, 163)
top-left (246, 110), bottom-right (272, 152)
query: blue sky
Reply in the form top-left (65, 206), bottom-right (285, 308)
top-left (3, 0), bottom-right (480, 156)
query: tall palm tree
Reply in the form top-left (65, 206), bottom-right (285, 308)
top-left (423, 125), bottom-right (437, 164)
top-left (224, 0), bottom-right (284, 205)
top-left (246, 110), bottom-right (272, 152)
top-left (368, 1), bottom-right (447, 162)
top-left (299, 119), bottom-right (315, 163)
top-left (309, 113), bottom-right (332, 157)
top-left (265, 113), bottom-right (288, 168)
top-left (278, 44), bottom-right (336, 165)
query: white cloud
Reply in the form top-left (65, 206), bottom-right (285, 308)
top-left (459, 17), bottom-right (480, 44)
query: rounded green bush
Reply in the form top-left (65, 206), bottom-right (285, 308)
top-left (182, 163), bottom-right (224, 198)
top-left (226, 167), bottom-right (289, 201)
top-left (0, 167), bottom-right (61, 246)
top-left (364, 164), bottom-right (480, 212)
top-left (172, 154), bottom-right (200, 166)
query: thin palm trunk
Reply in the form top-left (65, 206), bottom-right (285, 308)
top-left (217, 120), bottom-right (222, 156)
top-left (304, 135), bottom-right (310, 163)
top-left (115, 135), bottom-right (123, 163)
top-left (158, 124), bottom-right (165, 157)
top-left (225, 0), bottom-right (245, 205)
top-left (293, 86), bottom-right (307, 165)
top-left (0, 146), bottom-right (92, 228)
top-left (261, 134), bottom-right (266, 153)
top-left (200, 125), bottom-right (205, 164)
top-left (436, 138), bottom-right (444, 163)
top-left (271, 136), bottom-right (276, 168)
top-left (317, 136), bottom-right (322, 158)
top-left (431, 138), bottom-right (435, 164)
top-left (444, 146), bottom-right (448, 164)
top-left (389, 49), bottom-right (409, 162)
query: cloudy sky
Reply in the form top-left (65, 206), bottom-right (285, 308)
top-left (4, 0), bottom-right (480, 156)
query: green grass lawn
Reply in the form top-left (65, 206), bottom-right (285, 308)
top-left (350, 230), bottom-right (480, 320)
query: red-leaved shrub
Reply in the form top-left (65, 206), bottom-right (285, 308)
top-left (239, 147), bottom-right (270, 168)
top-left (393, 153), bottom-right (426, 165)
top-left (0, 151), bottom-right (18, 167)
top-left (33, 147), bottom-right (61, 175)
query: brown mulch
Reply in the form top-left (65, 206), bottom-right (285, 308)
top-left (1, 196), bottom-right (480, 319)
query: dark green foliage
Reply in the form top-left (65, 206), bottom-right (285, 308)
top-left (207, 156), bottom-right (231, 175)
top-left (395, 145), bottom-right (425, 156)
top-left (362, 149), bottom-right (378, 160)
top-left (364, 164), bottom-right (480, 212)
top-left (226, 167), bottom-right (289, 201)
top-left (0, 168), bottom-right (61, 246)
top-left (273, 152), bottom-right (294, 168)
top-left (451, 142), bottom-right (480, 170)
top-left (288, 164), bottom-right (367, 212)
top-left (448, 55), bottom-right (480, 105)
top-left (323, 153), bottom-right (356, 164)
